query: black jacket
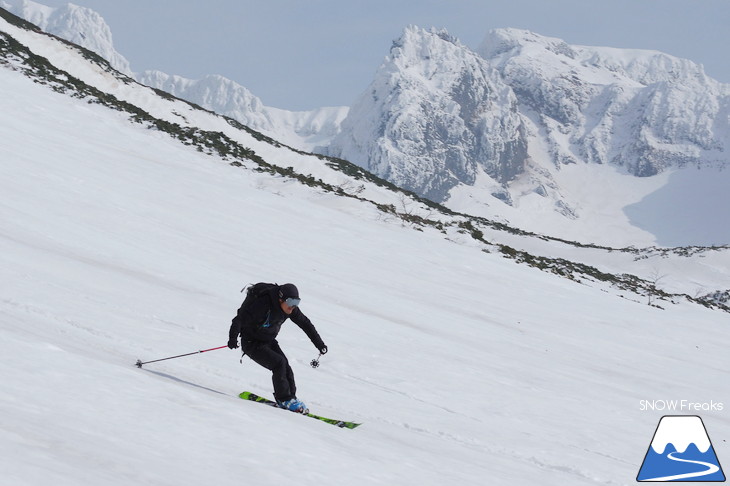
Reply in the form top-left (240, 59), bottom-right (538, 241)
top-left (229, 286), bottom-right (324, 349)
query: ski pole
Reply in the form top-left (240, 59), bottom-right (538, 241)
top-left (135, 345), bottom-right (228, 368)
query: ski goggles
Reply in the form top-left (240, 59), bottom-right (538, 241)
top-left (284, 297), bottom-right (301, 307)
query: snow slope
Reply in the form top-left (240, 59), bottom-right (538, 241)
top-left (1, 12), bottom-right (729, 486)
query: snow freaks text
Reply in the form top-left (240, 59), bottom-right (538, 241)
top-left (639, 400), bottom-right (724, 412)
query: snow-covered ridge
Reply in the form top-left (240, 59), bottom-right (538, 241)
top-left (478, 27), bottom-right (729, 173)
top-left (137, 69), bottom-right (348, 152)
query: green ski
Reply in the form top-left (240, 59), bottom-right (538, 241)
top-left (239, 391), bottom-right (361, 429)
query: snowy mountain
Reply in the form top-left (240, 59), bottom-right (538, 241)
top-left (2, 7), bottom-right (730, 486)
top-left (328, 27), bottom-right (529, 202)
top-left (0, 0), bottom-right (132, 75)
top-left (479, 28), bottom-right (730, 176)
top-left (330, 26), bottom-right (730, 247)
top-left (137, 70), bottom-right (348, 151)
top-left (480, 28), bottom-right (730, 247)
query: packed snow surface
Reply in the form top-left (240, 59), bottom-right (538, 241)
top-left (1, 14), bottom-right (729, 486)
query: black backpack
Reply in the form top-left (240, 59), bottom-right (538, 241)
top-left (239, 282), bottom-right (278, 311)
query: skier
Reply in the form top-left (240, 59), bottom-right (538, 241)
top-left (228, 283), bottom-right (327, 414)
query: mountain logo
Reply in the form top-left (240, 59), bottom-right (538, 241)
top-left (637, 415), bottom-right (725, 482)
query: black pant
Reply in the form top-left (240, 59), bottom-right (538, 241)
top-left (243, 339), bottom-right (296, 402)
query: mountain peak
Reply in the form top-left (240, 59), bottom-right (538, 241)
top-left (330, 24), bottom-right (528, 201)
top-left (480, 28), bottom-right (577, 59)
top-left (479, 27), bottom-right (713, 87)
top-left (1, 0), bottom-right (132, 75)
top-left (398, 25), bottom-right (460, 45)
top-left (388, 25), bottom-right (467, 74)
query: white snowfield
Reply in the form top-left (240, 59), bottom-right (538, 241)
top-left (1, 14), bottom-right (729, 486)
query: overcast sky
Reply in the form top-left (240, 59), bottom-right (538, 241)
top-left (32, 0), bottom-right (730, 111)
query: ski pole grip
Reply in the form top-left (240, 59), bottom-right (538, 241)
top-left (199, 345), bottom-right (228, 353)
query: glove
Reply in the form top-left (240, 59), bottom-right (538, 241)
top-left (228, 338), bottom-right (239, 349)
top-left (318, 345), bottom-right (328, 355)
